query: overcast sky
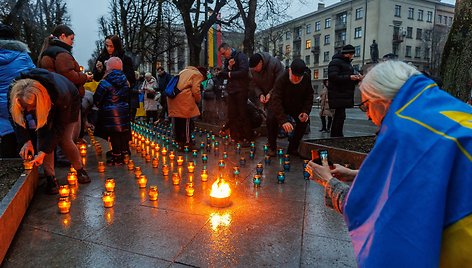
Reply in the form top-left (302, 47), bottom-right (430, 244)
top-left (66, 0), bottom-right (455, 68)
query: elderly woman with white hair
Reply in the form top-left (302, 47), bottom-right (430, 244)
top-left (141, 72), bottom-right (159, 122)
top-left (307, 61), bottom-right (472, 267)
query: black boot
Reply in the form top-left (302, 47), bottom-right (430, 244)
top-left (76, 168), bottom-right (91, 184)
top-left (45, 176), bottom-right (59, 195)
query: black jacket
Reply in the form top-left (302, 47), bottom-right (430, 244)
top-left (269, 70), bottom-right (314, 126)
top-left (327, 53), bottom-right (357, 108)
top-left (10, 68), bottom-right (81, 154)
top-left (249, 52), bottom-right (285, 97)
top-left (222, 49), bottom-right (249, 94)
top-left (93, 52), bottom-right (136, 87)
top-left (157, 71), bottom-right (173, 92)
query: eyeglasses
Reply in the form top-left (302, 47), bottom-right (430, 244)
top-left (356, 99), bottom-right (369, 112)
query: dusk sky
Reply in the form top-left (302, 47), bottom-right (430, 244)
top-left (66, 0), bottom-right (455, 68)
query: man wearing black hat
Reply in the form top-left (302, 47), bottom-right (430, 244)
top-left (267, 59), bottom-right (314, 156)
top-left (328, 44), bottom-right (363, 137)
top-left (249, 52), bottom-right (285, 107)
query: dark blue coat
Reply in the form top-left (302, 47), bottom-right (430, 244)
top-left (93, 70), bottom-right (130, 136)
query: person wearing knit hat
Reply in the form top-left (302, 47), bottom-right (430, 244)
top-left (93, 56), bottom-right (130, 165)
top-left (327, 44), bottom-right (363, 137)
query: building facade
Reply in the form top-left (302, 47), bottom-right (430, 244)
top-left (256, 0), bottom-right (454, 92)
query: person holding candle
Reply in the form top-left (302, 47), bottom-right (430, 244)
top-left (9, 68), bottom-right (91, 194)
top-left (306, 61), bottom-right (472, 267)
top-left (93, 57), bottom-right (130, 165)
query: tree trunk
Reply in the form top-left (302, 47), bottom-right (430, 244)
top-left (440, 0), bottom-right (472, 101)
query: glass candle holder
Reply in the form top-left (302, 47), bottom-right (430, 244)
top-left (200, 142), bottom-right (205, 149)
top-left (176, 156), bottom-right (184, 166)
top-left (162, 164), bottom-right (169, 176)
top-left (148, 185), bottom-right (159, 201)
top-left (249, 151), bottom-right (255, 160)
top-left (172, 173), bottom-right (180, 185)
top-left (250, 141), bottom-right (255, 148)
top-left (277, 171), bottom-right (286, 184)
top-left (201, 169), bottom-right (208, 182)
top-left (80, 148), bottom-right (87, 157)
top-left (192, 150), bottom-right (198, 157)
top-left (284, 154), bottom-right (290, 162)
top-left (187, 162), bottom-right (195, 173)
top-left (202, 154), bottom-right (208, 164)
top-left (161, 147), bottom-right (167, 156)
top-left (223, 151), bottom-right (228, 159)
top-left (253, 174), bottom-right (262, 187)
top-left (97, 161), bottom-right (105, 173)
top-left (67, 172), bottom-right (77, 185)
top-left (105, 178), bottom-right (115, 192)
top-left (184, 145), bottom-right (189, 153)
top-left (123, 154), bottom-right (130, 164)
top-left (263, 144), bottom-right (269, 153)
top-left (152, 157), bottom-right (159, 168)
top-left (233, 166), bottom-right (240, 176)
top-left (127, 160), bottom-right (135, 170)
top-left (185, 182), bottom-right (195, 197)
top-left (218, 159), bottom-right (225, 169)
top-left (102, 192), bottom-right (115, 208)
top-left (239, 157), bottom-right (246, 167)
top-left (134, 166), bottom-right (142, 178)
top-left (169, 151), bottom-right (175, 161)
top-left (138, 175), bottom-right (147, 188)
top-left (58, 197), bottom-right (71, 214)
top-left (264, 155), bottom-right (271, 165)
top-left (256, 163), bottom-right (263, 175)
top-left (283, 161), bottom-right (291, 172)
top-left (58, 185), bottom-right (70, 198)
top-left (277, 148), bottom-right (284, 157)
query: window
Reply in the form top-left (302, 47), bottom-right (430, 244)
top-left (438, 15), bottom-right (442, 24)
top-left (427, 11), bottom-right (433, 22)
top-left (408, 8), bottom-right (414, 19)
top-left (314, 69), bottom-right (319, 80)
top-left (285, 45), bottom-right (291, 53)
top-left (425, 30), bottom-right (431, 41)
top-left (323, 68), bottom-right (328, 78)
top-left (325, 18), bottom-right (331, 28)
top-left (354, 46), bottom-right (361, 57)
top-left (305, 55), bottom-right (311, 65)
top-left (306, 39), bottom-right (312, 49)
top-left (315, 21), bottom-right (321, 31)
top-left (406, 27), bottom-right (413, 38)
top-left (405, 46), bottom-right (412, 57)
top-left (416, 28), bottom-right (422, 40)
top-left (354, 27), bottom-right (363, 39)
top-left (295, 27), bottom-right (302, 38)
top-left (395, 5), bottom-right (401, 17)
top-left (338, 13), bottom-right (347, 24)
top-left (306, 24), bottom-right (312, 34)
top-left (324, 35), bottom-right (330, 45)
top-left (424, 47), bottom-right (430, 59)
top-left (415, 47), bottom-right (421, 58)
top-left (355, 7), bottom-right (363, 20)
top-left (418, 10), bottom-right (424, 21)
top-left (323, 51), bottom-right (330, 62)
top-left (286, 31), bottom-right (291, 40)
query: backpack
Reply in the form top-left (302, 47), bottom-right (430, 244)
top-left (164, 75), bottom-right (180, 98)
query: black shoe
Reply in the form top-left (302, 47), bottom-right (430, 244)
top-left (77, 168), bottom-right (91, 184)
top-left (45, 176), bottom-right (59, 195)
top-left (267, 149), bottom-right (277, 157)
top-left (319, 128), bottom-right (327, 132)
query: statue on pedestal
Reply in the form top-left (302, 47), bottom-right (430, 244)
top-left (370, 40), bottom-right (379, 63)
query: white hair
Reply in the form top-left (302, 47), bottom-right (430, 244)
top-left (360, 61), bottom-right (421, 101)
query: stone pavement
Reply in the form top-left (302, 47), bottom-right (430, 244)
top-left (2, 108), bottom-right (376, 267)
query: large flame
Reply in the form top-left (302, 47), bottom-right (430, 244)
top-left (210, 178), bottom-right (231, 198)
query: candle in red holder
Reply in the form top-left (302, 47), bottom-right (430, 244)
top-left (67, 172), bottom-right (77, 185)
top-left (172, 173), bottom-right (180, 185)
top-left (161, 147), bottom-right (167, 156)
top-left (138, 175), bottom-right (147, 188)
top-left (162, 164), bottom-right (169, 176)
top-left (148, 185), bottom-right (159, 201)
top-left (123, 154), bottom-right (130, 164)
top-left (105, 178), bottom-right (115, 192)
top-left (127, 159), bottom-right (135, 170)
top-left (134, 166), bottom-right (142, 178)
top-left (152, 157), bottom-right (159, 168)
top-left (169, 151), bottom-right (175, 161)
top-left (102, 192), bottom-right (115, 208)
top-left (97, 161), bottom-right (105, 173)
top-left (187, 162), bottom-right (195, 173)
top-left (58, 197), bottom-right (71, 214)
top-left (185, 182), bottom-right (195, 197)
top-left (176, 156), bottom-right (184, 166)
top-left (58, 185), bottom-right (70, 197)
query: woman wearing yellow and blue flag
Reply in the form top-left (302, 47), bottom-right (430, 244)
top-left (307, 60), bottom-right (472, 267)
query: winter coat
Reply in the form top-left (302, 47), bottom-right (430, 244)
top-left (92, 52), bottom-right (136, 87)
top-left (129, 80), bottom-right (142, 109)
top-left (269, 69), bottom-right (314, 126)
top-left (319, 85), bottom-right (333, 117)
top-left (93, 70), bottom-right (130, 136)
top-left (11, 68), bottom-right (81, 154)
top-left (38, 38), bottom-right (87, 97)
top-left (157, 71), bottom-right (173, 92)
top-left (249, 52), bottom-right (285, 98)
top-left (141, 76), bottom-right (159, 111)
top-left (167, 66), bottom-right (203, 119)
top-left (327, 53), bottom-right (357, 109)
top-left (222, 49), bottom-right (249, 95)
top-left (0, 39), bottom-right (35, 137)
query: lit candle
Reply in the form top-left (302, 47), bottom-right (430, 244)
top-left (187, 162), bottom-right (195, 173)
top-left (79, 144), bottom-right (87, 151)
top-left (97, 161), bottom-right (105, 173)
top-left (23, 159), bottom-right (34, 170)
top-left (80, 148), bottom-right (87, 157)
top-left (145, 153), bottom-right (151, 162)
top-left (152, 157), bottom-right (159, 168)
top-left (58, 185), bottom-right (70, 197)
top-left (264, 155), bottom-right (271, 165)
top-left (102, 192), bottom-right (115, 208)
top-left (162, 164), bottom-right (169, 176)
top-left (58, 197), bottom-right (71, 214)
top-left (185, 182), bottom-right (195, 197)
top-left (256, 163), bottom-right (263, 175)
top-left (253, 174), bottom-right (262, 187)
top-left (176, 156), bottom-right (184, 166)
top-left (161, 147), bottom-right (167, 156)
top-left (277, 148), bottom-right (284, 157)
top-left (200, 141), bottom-right (205, 149)
top-left (136, 146), bottom-right (142, 153)
top-left (172, 173), bottom-right (180, 185)
top-left (233, 166), bottom-right (240, 176)
top-left (201, 169), bottom-right (208, 182)
top-left (249, 151), bottom-right (255, 160)
top-left (123, 154), bottom-right (130, 164)
top-left (184, 145), bottom-right (189, 153)
top-left (127, 159), bottom-right (135, 170)
top-left (141, 149), bottom-right (147, 158)
top-left (70, 166), bottom-right (77, 174)
top-left (192, 149), bottom-right (198, 157)
top-left (67, 172), bottom-right (77, 185)
top-left (277, 171), bottom-right (286, 184)
top-left (218, 159), bottom-right (225, 169)
top-left (138, 175), bottom-right (147, 188)
top-left (239, 157), bottom-right (246, 167)
top-left (202, 153), bottom-right (208, 164)
top-left (148, 185), bottom-right (159, 201)
top-left (283, 161), bottom-right (291, 172)
top-left (105, 178), bottom-right (115, 192)
top-left (134, 166), bottom-right (142, 178)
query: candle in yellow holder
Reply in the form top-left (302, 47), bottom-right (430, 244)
top-left (187, 162), bottom-right (195, 173)
top-left (127, 159), bottom-right (135, 170)
top-left (67, 172), bottom-right (77, 185)
top-left (123, 154), bottom-right (130, 164)
top-left (23, 160), bottom-right (34, 170)
top-left (148, 185), bottom-right (159, 201)
top-left (58, 185), bottom-right (70, 197)
top-left (161, 147), bottom-right (167, 156)
top-left (162, 164), bottom-right (169, 176)
top-left (97, 161), bottom-right (105, 173)
top-left (58, 197), bottom-right (71, 214)
top-left (169, 151), bottom-right (175, 161)
top-left (201, 169), bottom-right (208, 182)
top-left (185, 182), bottom-right (195, 197)
top-left (138, 175), bottom-right (147, 188)
top-left (152, 157), bottom-right (159, 168)
top-left (102, 192), bottom-right (115, 208)
top-left (177, 156), bottom-right (184, 166)
top-left (150, 142), bottom-right (155, 150)
top-left (105, 178), bottom-right (115, 192)
top-left (172, 173), bottom-right (180, 185)
top-left (134, 166), bottom-right (142, 178)
top-left (79, 144), bottom-right (87, 151)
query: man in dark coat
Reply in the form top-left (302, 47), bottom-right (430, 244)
top-left (267, 59), bottom-right (314, 156)
top-left (249, 52), bottom-right (285, 107)
top-left (156, 66), bottom-right (173, 122)
top-left (217, 43), bottom-right (252, 145)
top-left (328, 44), bottom-right (363, 137)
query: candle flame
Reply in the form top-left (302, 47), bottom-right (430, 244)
top-left (210, 178), bottom-right (231, 198)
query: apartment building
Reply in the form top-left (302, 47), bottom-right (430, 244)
top-left (256, 0), bottom-right (455, 91)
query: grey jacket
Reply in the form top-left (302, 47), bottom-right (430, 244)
top-left (250, 52), bottom-right (285, 98)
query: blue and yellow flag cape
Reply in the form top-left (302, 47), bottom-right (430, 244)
top-left (344, 74), bottom-right (472, 267)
